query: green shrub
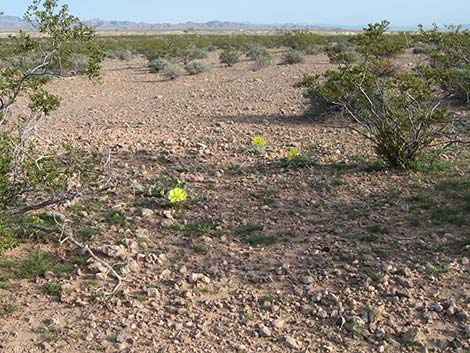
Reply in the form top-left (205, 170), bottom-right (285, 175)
top-left (247, 47), bottom-right (272, 70)
top-left (0, 0), bottom-right (104, 251)
top-left (281, 30), bottom-right (321, 51)
top-left (69, 53), bottom-right (89, 75)
top-left (107, 49), bottom-right (133, 60)
top-left (178, 44), bottom-right (208, 64)
top-left (412, 42), bottom-right (431, 54)
top-left (162, 62), bottom-right (184, 79)
top-left (326, 42), bottom-right (359, 64)
top-left (185, 61), bottom-right (209, 75)
top-left (247, 46), bottom-right (270, 60)
top-left (282, 49), bottom-right (305, 64)
top-left (305, 44), bottom-right (324, 55)
top-left (417, 25), bottom-right (470, 103)
top-left (298, 21), bottom-right (456, 169)
top-left (219, 48), bottom-right (240, 67)
top-left (148, 57), bottom-right (174, 73)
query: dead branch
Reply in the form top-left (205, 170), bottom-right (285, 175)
top-left (30, 225), bottom-right (124, 295)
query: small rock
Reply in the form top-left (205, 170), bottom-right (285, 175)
top-left (160, 218), bottom-right (174, 228)
top-left (147, 287), bottom-right (159, 298)
top-left (162, 210), bottom-right (173, 219)
top-left (285, 336), bottom-right (300, 349)
top-left (44, 271), bottom-right (56, 279)
top-left (456, 310), bottom-right (469, 321)
top-left (430, 303), bottom-right (443, 313)
top-left (317, 309), bottom-right (328, 319)
top-left (272, 319), bottom-right (286, 329)
top-left (402, 327), bottom-right (424, 344)
top-left (301, 276), bottom-right (314, 285)
top-left (159, 269), bottom-right (172, 280)
top-left (462, 257), bottom-right (469, 265)
top-left (116, 329), bottom-right (127, 343)
top-left (259, 325), bottom-right (272, 337)
top-left (368, 306), bottom-right (384, 325)
top-left (84, 331), bottom-right (94, 342)
top-left (127, 259), bottom-right (139, 272)
top-left (140, 208), bottom-right (154, 218)
top-left (237, 344), bottom-right (247, 352)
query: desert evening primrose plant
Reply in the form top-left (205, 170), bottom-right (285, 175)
top-left (168, 187), bottom-right (188, 203)
top-left (245, 136), bottom-right (267, 154)
top-left (135, 177), bottom-right (195, 207)
top-left (287, 147), bottom-right (301, 159)
top-left (281, 146), bottom-right (317, 169)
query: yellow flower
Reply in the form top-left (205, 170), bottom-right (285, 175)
top-left (168, 187), bottom-right (188, 203)
top-left (287, 147), bottom-right (301, 159)
top-left (252, 136), bottom-right (266, 147)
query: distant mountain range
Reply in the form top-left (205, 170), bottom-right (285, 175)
top-left (0, 15), bottom-right (468, 32)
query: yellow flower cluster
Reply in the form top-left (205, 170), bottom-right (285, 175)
top-left (287, 147), bottom-right (301, 159)
top-left (252, 136), bottom-right (266, 147)
top-left (168, 187), bottom-right (188, 203)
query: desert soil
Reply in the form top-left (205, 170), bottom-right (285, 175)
top-left (0, 50), bottom-right (469, 353)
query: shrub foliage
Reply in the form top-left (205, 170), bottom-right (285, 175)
top-left (0, 0), bottom-right (105, 250)
top-left (298, 21), bottom-right (461, 169)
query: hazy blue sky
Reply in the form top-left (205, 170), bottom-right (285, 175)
top-left (2, 0), bottom-right (469, 26)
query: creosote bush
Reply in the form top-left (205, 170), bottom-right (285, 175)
top-left (219, 48), bottom-right (240, 67)
top-left (162, 62), bottom-right (184, 80)
top-left (148, 57), bottom-right (174, 73)
top-left (298, 20), bottom-right (460, 169)
top-left (247, 47), bottom-right (272, 70)
top-left (107, 49), bottom-right (133, 60)
top-left (185, 61), bottom-right (209, 75)
top-left (0, 0), bottom-right (105, 250)
top-left (304, 44), bottom-right (324, 55)
top-left (417, 25), bottom-right (470, 103)
top-left (282, 49), bottom-right (305, 64)
top-left (177, 44), bottom-right (208, 65)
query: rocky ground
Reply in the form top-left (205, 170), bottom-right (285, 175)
top-left (0, 50), bottom-right (469, 353)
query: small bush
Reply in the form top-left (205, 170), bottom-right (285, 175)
top-left (282, 49), bottom-right (305, 64)
top-left (247, 47), bottom-right (272, 70)
top-left (412, 42), bottom-right (430, 54)
top-left (148, 57), bottom-right (174, 73)
top-left (305, 44), bottom-right (324, 55)
top-left (281, 30), bottom-right (320, 51)
top-left (298, 21), bottom-right (457, 169)
top-left (219, 48), bottom-right (240, 67)
top-left (69, 53), bottom-right (89, 75)
top-left (247, 46), bottom-right (270, 60)
top-left (185, 61), bottom-right (209, 75)
top-left (326, 42), bottom-right (359, 64)
top-left (253, 54), bottom-right (272, 70)
top-left (107, 49), bottom-right (133, 60)
top-left (178, 45), bottom-right (208, 64)
top-left (417, 25), bottom-right (470, 103)
top-left (162, 62), bottom-right (184, 80)
top-left (205, 45), bottom-right (218, 52)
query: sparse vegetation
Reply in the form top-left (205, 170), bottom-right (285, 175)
top-left (148, 57), bottom-right (175, 73)
top-left (219, 48), bottom-right (240, 66)
top-left (185, 61), bottom-right (209, 75)
top-left (162, 61), bottom-right (185, 79)
top-left (0, 3), bottom-right (469, 351)
top-left (0, 0), bottom-right (105, 251)
top-left (247, 46), bottom-right (273, 70)
top-left (417, 24), bottom-right (470, 103)
top-left (282, 49), bottom-right (305, 64)
top-left (297, 20), bottom-right (464, 169)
